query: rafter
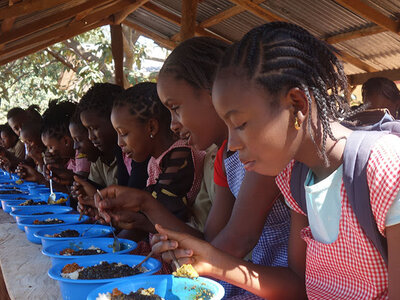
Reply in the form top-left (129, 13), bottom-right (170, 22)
top-left (200, 0), bottom-right (264, 28)
top-left (0, 0), bottom-right (133, 58)
top-left (334, 0), bottom-right (399, 32)
top-left (112, 0), bottom-right (151, 25)
top-left (228, 0), bottom-right (282, 22)
top-left (338, 51), bottom-right (378, 72)
top-left (0, 0), bottom-right (114, 47)
top-left (325, 25), bottom-right (385, 44)
top-left (0, 19), bottom-right (108, 65)
top-left (348, 68), bottom-right (400, 85)
top-left (142, 2), bottom-right (231, 43)
top-left (0, 0), bottom-right (72, 20)
top-left (123, 19), bottom-right (176, 49)
top-left (180, 0), bottom-right (198, 41)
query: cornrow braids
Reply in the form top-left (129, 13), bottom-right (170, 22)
top-left (42, 100), bottom-right (77, 139)
top-left (78, 83), bottom-right (123, 117)
top-left (218, 21), bottom-right (355, 165)
top-left (114, 82), bottom-right (172, 133)
top-left (159, 37), bottom-right (229, 91)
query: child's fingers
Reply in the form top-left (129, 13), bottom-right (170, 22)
top-left (150, 234), bottom-right (168, 247)
top-left (152, 240), bottom-right (178, 256)
top-left (155, 224), bottom-right (188, 243)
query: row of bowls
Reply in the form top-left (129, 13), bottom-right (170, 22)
top-left (0, 171), bottom-right (224, 300)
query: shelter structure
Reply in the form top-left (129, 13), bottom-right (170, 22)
top-left (1, 0), bottom-right (400, 87)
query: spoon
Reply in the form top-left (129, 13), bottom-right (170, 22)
top-left (96, 189), bottom-right (120, 252)
top-left (132, 250), bottom-right (154, 273)
top-left (80, 220), bottom-right (99, 237)
top-left (48, 170), bottom-right (56, 204)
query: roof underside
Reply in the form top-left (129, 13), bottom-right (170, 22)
top-left (1, 0), bottom-right (400, 83)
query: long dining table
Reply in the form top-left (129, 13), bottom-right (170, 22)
top-left (0, 209), bottom-right (61, 299)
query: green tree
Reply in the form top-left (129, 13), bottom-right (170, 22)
top-left (0, 25), bottom-right (155, 122)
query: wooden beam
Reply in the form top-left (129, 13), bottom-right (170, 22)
top-left (0, 19), bottom-right (108, 65)
top-left (110, 24), bottom-right (124, 87)
top-left (0, 0), bottom-right (72, 20)
top-left (325, 25), bottom-right (385, 44)
top-left (142, 3), bottom-right (232, 44)
top-left (123, 19), bottom-right (176, 49)
top-left (180, 0), bottom-right (198, 41)
top-left (0, 0), bottom-right (114, 47)
top-left (0, 0), bottom-right (134, 57)
top-left (228, 0), bottom-right (282, 22)
top-left (338, 51), bottom-right (378, 73)
top-left (199, 0), bottom-right (264, 28)
top-left (335, 0), bottom-right (399, 32)
top-left (112, 0), bottom-right (151, 25)
top-left (348, 68), bottom-right (400, 85)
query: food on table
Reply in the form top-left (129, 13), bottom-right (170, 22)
top-left (76, 153), bottom-right (87, 159)
top-left (61, 261), bottom-right (147, 280)
top-left (59, 245), bottom-right (107, 256)
top-left (33, 218), bottom-right (64, 225)
top-left (19, 199), bottom-right (47, 206)
top-left (96, 287), bottom-right (163, 300)
top-left (52, 197), bottom-right (68, 204)
top-left (172, 264), bottom-right (199, 278)
top-left (45, 229), bottom-right (80, 237)
top-left (15, 179), bottom-right (24, 184)
top-left (0, 190), bottom-right (25, 194)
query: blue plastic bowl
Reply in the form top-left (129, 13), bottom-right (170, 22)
top-left (10, 206), bottom-right (74, 231)
top-left (29, 187), bottom-right (50, 195)
top-left (42, 237), bottom-right (137, 266)
top-left (34, 224), bottom-right (115, 248)
top-left (1, 197), bottom-right (42, 213)
top-left (20, 214), bottom-right (89, 244)
top-left (39, 192), bottom-right (69, 206)
top-left (48, 254), bottom-right (161, 300)
top-left (87, 274), bottom-right (225, 300)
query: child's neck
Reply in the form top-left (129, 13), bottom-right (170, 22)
top-left (297, 122), bottom-right (352, 182)
top-left (152, 134), bottom-right (177, 159)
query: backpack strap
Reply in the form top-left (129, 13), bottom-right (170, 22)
top-left (290, 161), bottom-right (309, 214)
top-left (343, 130), bottom-right (389, 264)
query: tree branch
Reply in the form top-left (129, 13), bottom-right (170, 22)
top-left (46, 48), bottom-right (78, 72)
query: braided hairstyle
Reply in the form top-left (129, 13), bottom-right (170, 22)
top-left (41, 100), bottom-right (77, 139)
top-left (159, 37), bottom-right (229, 91)
top-left (78, 83), bottom-right (124, 117)
top-left (7, 105), bottom-right (42, 122)
top-left (217, 22), bottom-right (354, 165)
top-left (114, 82), bottom-right (172, 136)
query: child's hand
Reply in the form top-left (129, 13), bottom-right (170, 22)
top-left (16, 163), bottom-right (44, 183)
top-left (47, 165), bottom-right (74, 185)
top-left (94, 185), bottom-right (148, 217)
top-left (73, 176), bottom-right (96, 207)
top-left (153, 224), bottom-right (216, 275)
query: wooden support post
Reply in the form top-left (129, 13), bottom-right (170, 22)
top-left (110, 24), bottom-right (124, 88)
top-left (180, 0), bottom-right (198, 42)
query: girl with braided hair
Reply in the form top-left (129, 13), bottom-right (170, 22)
top-left (153, 22), bottom-right (400, 299)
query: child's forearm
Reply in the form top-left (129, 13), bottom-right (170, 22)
top-left (206, 248), bottom-right (307, 300)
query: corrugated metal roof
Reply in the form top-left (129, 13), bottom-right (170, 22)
top-left (128, 7), bottom-right (179, 38)
top-left (362, 0), bottom-right (400, 19)
top-left (197, 0), bottom-right (235, 23)
top-left (260, 0), bottom-right (371, 37)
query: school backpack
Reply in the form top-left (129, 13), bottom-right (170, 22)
top-left (290, 109), bottom-right (400, 264)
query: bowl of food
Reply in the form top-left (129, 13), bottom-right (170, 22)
top-left (87, 274), bottom-right (225, 300)
top-left (39, 192), bottom-right (69, 205)
top-left (1, 196), bottom-right (42, 213)
top-left (42, 237), bottom-right (137, 266)
top-left (34, 224), bottom-right (115, 248)
top-left (20, 214), bottom-right (89, 244)
top-left (10, 206), bottom-right (73, 231)
top-left (48, 254), bottom-right (161, 300)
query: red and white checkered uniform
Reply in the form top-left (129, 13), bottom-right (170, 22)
top-left (276, 134), bottom-right (400, 299)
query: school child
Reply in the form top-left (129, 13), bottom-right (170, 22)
top-left (7, 105), bottom-right (42, 137)
top-left (0, 124), bottom-right (25, 161)
top-left (153, 22), bottom-right (400, 300)
top-left (41, 100), bottom-right (91, 185)
top-left (96, 38), bottom-right (289, 297)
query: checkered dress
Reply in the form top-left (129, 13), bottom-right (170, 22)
top-left (221, 152), bottom-right (290, 299)
top-left (276, 134), bottom-right (400, 299)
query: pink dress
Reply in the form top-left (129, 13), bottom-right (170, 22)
top-left (276, 135), bottom-right (400, 299)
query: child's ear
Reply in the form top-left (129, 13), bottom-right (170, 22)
top-left (148, 119), bottom-right (159, 138)
top-left (287, 87), bottom-right (309, 125)
top-left (63, 136), bottom-right (73, 147)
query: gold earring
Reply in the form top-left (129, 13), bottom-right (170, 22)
top-left (294, 117), bottom-right (301, 130)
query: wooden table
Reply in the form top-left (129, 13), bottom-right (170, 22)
top-left (0, 210), bottom-right (62, 300)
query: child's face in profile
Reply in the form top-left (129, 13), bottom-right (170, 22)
top-left (69, 123), bottom-right (100, 163)
top-left (80, 110), bottom-right (117, 154)
top-left (20, 129), bottom-right (44, 162)
top-left (157, 75), bottom-right (227, 151)
top-left (8, 114), bottom-right (26, 137)
top-left (212, 73), bottom-right (301, 176)
top-left (41, 133), bottom-right (73, 163)
top-left (111, 105), bottom-right (152, 163)
top-left (1, 132), bottom-right (14, 149)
